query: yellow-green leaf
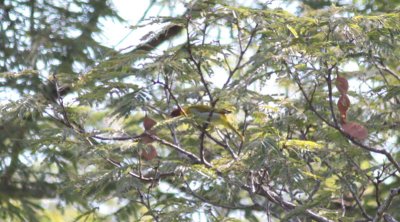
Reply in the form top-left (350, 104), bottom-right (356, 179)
top-left (286, 24), bottom-right (299, 38)
top-left (324, 175), bottom-right (339, 192)
top-left (279, 139), bottom-right (323, 150)
top-left (301, 170), bottom-right (322, 180)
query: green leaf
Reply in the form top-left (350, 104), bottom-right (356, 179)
top-left (279, 139), bottom-right (324, 150)
top-left (286, 24), bottom-right (299, 38)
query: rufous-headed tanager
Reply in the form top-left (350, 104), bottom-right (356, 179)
top-left (171, 105), bottom-right (244, 141)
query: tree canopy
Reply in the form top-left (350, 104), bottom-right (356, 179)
top-left (1, 0), bottom-right (400, 221)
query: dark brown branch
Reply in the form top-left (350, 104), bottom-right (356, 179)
top-left (184, 17), bottom-right (216, 165)
top-left (185, 18), bottom-right (214, 103)
top-left (383, 214), bottom-right (399, 222)
top-left (199, 126), bottom-right (212, 166)
top-left (53, 74), bottom-right (74, 129)
top-left (151, 79), bottom-right (185, 121)
top-left (375, 60), bottom-right (400, 82)
top-left (330, 163), bottom-right (373, 220)
top-left (373, 187), bottom-right (400, 222)
top-left (129, 24), bottom-right (183, 54)
top-left (214, 130), bottom-right (238, 160)
top-left (222, 23), bottom-right (259, 89)
top-left (325, 64), bottom-right (339, 127)
top-left (126, 0), bottom-right (217, 56)
top-left (137, 188), bottom-right (160, 222)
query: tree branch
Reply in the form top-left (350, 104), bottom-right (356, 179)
top-left (185, 17), bottom-right (214, 104)
top-left (284, 62), bottom-right (400, 173)
top-left (183, 181), bottom-right (262, 211)
top-left (145, 132), bottom-right (206, 166)
top-left (252, 185), bottom-right (334, 222)
top-left (105, 157), bottom-right (174, 183)
top-left (373, 187), bottom-right (400, 222)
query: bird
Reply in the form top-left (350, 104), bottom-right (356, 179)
top-left (170, 105), bottom-right (244, 141)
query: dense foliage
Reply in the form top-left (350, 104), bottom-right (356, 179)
top-left (1, 0), bottom-right (400, 221)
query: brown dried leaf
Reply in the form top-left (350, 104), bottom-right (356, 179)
top-left (342, 122), bottom-right (368, 140)
top-left (338, 94), bottom-right (351, 114)
top-left (335, 76), bottom-right (349, 95)
top-left (141, 145), bottom-right (157, 161)
top-left (144, 116), bottom-right (157, 130)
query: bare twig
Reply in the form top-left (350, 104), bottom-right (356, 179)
top-left (92, 134), bottom-right (141, 141)
top-left (105, 157), bottom-right (174, 183)
top-left (137, 189), bottom-right (160, 222)
top-left (375, 59), bottom-right (400, 82)
top-left (185, 17), bottom-right (214, 103)
top-left (222, 23), bottom-right (259, 89)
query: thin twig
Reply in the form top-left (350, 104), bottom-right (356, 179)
top-left (183, 181), bottom-right (261, 210)
top-left (92, 134), bottom-right (141, 141)
top-left (105, 157), bottom-right (174, 183)
top-left (185, 17), bottom-right (214, 103)
top-left (145, 132), bottom-right (206, 166)
top-left (251, 184), bottom-right (334, 222)
top-left (137, 189), bottom-right (160, 222)
top-left (222, 23), bottom-right (259, 89)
